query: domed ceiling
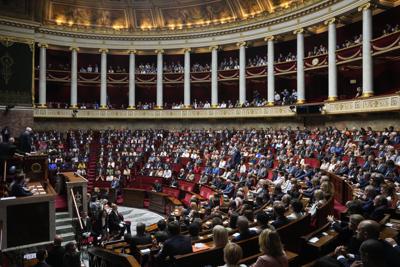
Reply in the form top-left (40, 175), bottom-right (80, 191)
top-left (0, 0), bottom-right (313, 32)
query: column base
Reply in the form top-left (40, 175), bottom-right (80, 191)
top-left (326, 96), bottom-right (338, 102)
top-left (211, 104), bottom-right (219, 108)
top-left (183, 105), bottom-right (192, 109)
top-left (266, 102), bottom-right (274, 106)
top-left (361, 92), bottom-right (374, 98)
top-left (36, 104), bottom-right (47, 108)
top-left (69, 105), bottom-right (78, 109)
top-left (127, 106), bottom-right (136, 110)
top-left (154, 106), bottom-right (163, 110)
top-left (99, 105), bottom-right (108, 109)
top-left (296, 99), bottom-right (306, 104)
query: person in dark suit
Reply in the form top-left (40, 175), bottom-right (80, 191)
top-left (271, 202), bottom-right (290, 229)
top-left (368, 195), bottom-right (388, 222)
top-left (33, 249), bottom-right (51, 267)
top-left (10, 174), bottom-right (33, 197)
top-left (130, 222), bottom-right (152, 248)
top-left (156, 222), bottom-right (192, 265)
top-left (19, 127), bottom-right (33, 153)
top-left (154, 219), bottom-right (169, 243)
top-left (108, 204), bottom-right (125, 238)
top-left (62, 242), bottom-right (81, 267)
top-left (47, 235), bottom-right (65, 267)
top-left (232, 216), bottom-right (257, 242)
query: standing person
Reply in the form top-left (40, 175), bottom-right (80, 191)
top-left (47, 235), bottom-right (66, 267)
top-left (19, 127), bottom-right (33, 153)
top-left (62, 242), bottom-right (81, 267)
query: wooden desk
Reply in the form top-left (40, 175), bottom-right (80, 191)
top-left (123, 188), bottom-right (146, 208)
top-left (307, 230), bottom-right (338, 249)
top-left (123, 188), bottom-right (182, 214)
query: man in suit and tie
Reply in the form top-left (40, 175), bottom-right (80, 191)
top-left (156, 221), bottom-right (192, 265)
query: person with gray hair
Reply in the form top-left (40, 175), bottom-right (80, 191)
top-left (232, 216), bottom-right (257, 242)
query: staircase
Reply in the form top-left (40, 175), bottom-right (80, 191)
top-left (55, 212), bottom-right (76, 246)
top-left (86, 132), bottom-right (100, 193)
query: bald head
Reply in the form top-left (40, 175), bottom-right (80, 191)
top-left (54, 235), bottom-right (63, 246)
top-left (357, 220), bottom-right (380, 241)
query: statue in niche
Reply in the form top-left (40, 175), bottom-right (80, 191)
top-left (97, 9), bottom-right (111, 26)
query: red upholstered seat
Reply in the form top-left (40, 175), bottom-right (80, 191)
top-left (162, 186), bottom-right (180, 198)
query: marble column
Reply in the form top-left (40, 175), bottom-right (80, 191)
top-left (326, 18), bottom-right (338, 101)
top-left (38, 43), bottom-right (48, 108)
top-left (99, 48), bottom-right (108, 109)
top-left (128, 50), bottom-right (137, 109)
top-left (69, 47), bottom-right (79, 108)
top-left (238, 42), bottom-right (247, 105)
top-left (184, 48), bottom-right (191, 108)
top-left (155, 49), bottom-right (164, 109)
top-left (295, 28), bottom-right (305, 104)
top-left (359, 3), bottom-right (374, 97)
top-left (210, 45), bottom-right (219, 107)
top-left (265, 36), bottom-right (275, 106)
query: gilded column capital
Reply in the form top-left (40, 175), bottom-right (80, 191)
top-left (183, 48), bottom-right (192, 53)
top-left (324, 18), bottom-right (336, 25)
top-left (236, 41), bottom-right (247, 48)
top-left (99, 48), bottom-right (109, 53)
top-left (38, 43), bottom-right (48, 48)
top-left (209, 45), bottom-right (219, 51)
top-left (358, 2), bottom-right (371, 12)
top-left (293, 28), bottom-right (304, 35)
top-left (128, 49), bottom-right (137, 54)
top-left (155, 49), bottom-right (164, 54)
top-left (69, 46), bottom-right (80, 52)
top-left (264, 36), bottom-right (274, 42)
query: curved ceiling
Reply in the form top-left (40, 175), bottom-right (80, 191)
top-left (0, 0), bottom-right (312, 31)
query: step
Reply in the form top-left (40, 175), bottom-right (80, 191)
top-left (56, 224), bottom-right (75, 234)
top-left (56, 212), bottom-right (70, 220)
top-left (56, 217), bottom-right (77, 227)
top-left (59, 232), bottom-right (76, 242)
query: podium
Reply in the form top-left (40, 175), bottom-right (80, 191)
top-left (0, 182), bottom-right (56, 250)
top-left (62, 172), bottom-right (88, 217)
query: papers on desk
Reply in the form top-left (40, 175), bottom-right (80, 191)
top-left (1, 196), bottom-right (16, 200)
top-left (232, 233), bottom-right (240, 238)
top-left (249, 227), bottom-right (258, 232)
top-left (192, 243), bottom-right (210, 252)
top-left (385, 223), bottom-right (394, 227)
top-left (140, 248), bottom-right (151, 255)
top-left (309, 237), bottom-right (319, 243)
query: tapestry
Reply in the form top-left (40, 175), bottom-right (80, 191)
top-left (0, 39), bottom-right (33, 105)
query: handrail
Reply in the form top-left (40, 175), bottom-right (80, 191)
top-left (70, 188), bottom-right (83, 230)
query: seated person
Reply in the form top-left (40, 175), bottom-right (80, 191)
top-left (188, 222), bottom-right (201, 241)
top-left (156, 222), bottom-right (192, 264)
top-left (271, 202), bottom-right (290, 229)
top-left (287, 199), bottom-right (305, 221)
top-left (33, 249), bottom-right (51, 267)
top-left (255, 212), bottom-right (274, 233)
top-left (232, 216), bottom-right (257, 242)
top-left (130, 222), bottom-right (152, 248)
top-left (154, 219), bottom-right (169, 243)
top-left (212, 225), bottom-right (229, 248)
top-left (10, 174), bottom-right (33, 197)
top-left (252, 229), bottom-right (288, 267)
top-left (219, 242), bottom-right (246, 267)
